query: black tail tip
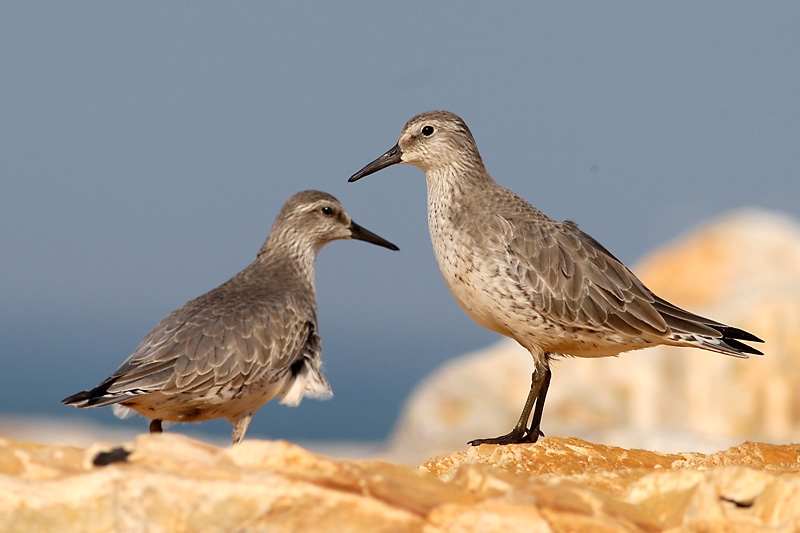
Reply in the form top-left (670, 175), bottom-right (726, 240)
top-left (61, 390), bottom-right (91, 405)
top-left (724, 326), bottom-right (764, 344)
top-left (724, 337), bottom-right (764, 356)
top-left (62, 376), bottom-right (119, 407)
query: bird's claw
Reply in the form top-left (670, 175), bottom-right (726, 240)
top-left (468, 426), bottom-right (543, 446)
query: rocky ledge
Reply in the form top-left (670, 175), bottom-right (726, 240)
top-left (2, 435), bottom-right (799, 532)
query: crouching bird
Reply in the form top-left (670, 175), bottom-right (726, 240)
top-left (63, 190), bottom-right (398, 444)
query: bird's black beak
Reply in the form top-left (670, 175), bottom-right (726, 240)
top-left (348, 144), bottom-right (403, 182)
top-left (349, 221), bottom-right (399, 251)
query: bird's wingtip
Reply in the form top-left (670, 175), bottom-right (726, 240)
top-left (61, 390), bottom-right (90, 406)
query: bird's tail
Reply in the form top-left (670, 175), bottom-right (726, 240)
top-left (61, 377), bottom-right (138, 408)
top-left (653, 296), bottom-right (764, 357)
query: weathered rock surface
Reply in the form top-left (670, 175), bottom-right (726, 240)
top-left (388, 209), bottom-right (800, 461)
top-left (1, 435), bottom-right (799, 532)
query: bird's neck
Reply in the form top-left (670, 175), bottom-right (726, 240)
top-left (255, 231), bottom-right (318, 286)
top-left (425, 161), bottom-right (495, 211)
top-left (424, 163), bottom-right (498, 263)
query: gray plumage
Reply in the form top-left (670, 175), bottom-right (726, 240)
top-left (349, 110), bottom-right (763, 446)
top-left (63, 190), bottom-right (398, 444)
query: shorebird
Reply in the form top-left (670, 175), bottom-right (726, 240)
top-left (63, 190), bottom-right (398, 444)
top-left (349, 110), bottom-right (763, 446)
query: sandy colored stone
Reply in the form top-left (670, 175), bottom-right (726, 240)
top-left (688, 441), bottom-right (800, 472)
top-left (2, 435), bottom-right (800, 532)
top-left (634, 209), bottom-right (800, 309)
top-left (0, 434), bottom-right (430, 533)
top-left (0, 438), bottom-right (85, 479)
top-left (426, 501), bottom-right (552, 533)
top-left (750, 474), bottom-right (800, 528)
top-left (421, 438), bottom-right (800, 532)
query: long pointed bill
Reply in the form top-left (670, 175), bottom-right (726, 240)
top-left (349, 221), bottom-right (399, 251)
top-left (348, 144), bottom-right (403, 182)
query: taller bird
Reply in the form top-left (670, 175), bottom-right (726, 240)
top-left (349, 110), bottom-right (763, 446)
top-left (63, 190), bottom-right (398, 444)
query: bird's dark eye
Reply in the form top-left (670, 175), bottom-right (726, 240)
top-left (421, 125), bottom-right (434, 137)
top-left (321, 206), bottom-right (334, 216)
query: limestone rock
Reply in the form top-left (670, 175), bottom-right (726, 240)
top-left (2, 435), bottom-right (799, 532)
top-left (421, 438), bottom-right (800, 532)
top-left (387, 209), bottom-right (800, 461)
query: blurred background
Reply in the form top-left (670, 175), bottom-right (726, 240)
top-left (2, 2), bottom-right (798, 451)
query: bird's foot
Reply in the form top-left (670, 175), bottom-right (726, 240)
top-left (525, 426), bottom-right (544, 443)
top-left (468, 426), bottom-right (544, 446)
top-left (149, 419), bottom-right (163, 433)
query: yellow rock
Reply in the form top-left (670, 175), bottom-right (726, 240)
top-left (2, 435), bottom-right (799, 532)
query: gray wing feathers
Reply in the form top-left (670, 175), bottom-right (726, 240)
top-left (650, 296), bottom-right (724, 336)
top-left (502, 214), bottom-right (686, 337)
top-left (105, 297), bottom-right (315, 398)
top-left (495, 211), bottom-right (762, 356)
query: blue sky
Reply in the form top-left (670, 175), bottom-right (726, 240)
top-left (2, 2), bottom-right (798, 440)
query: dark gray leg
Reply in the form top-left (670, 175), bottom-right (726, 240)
top-left (525, 364), bottom-right (551, 441)
top-left (468, 359), bottom-right (551, 446)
